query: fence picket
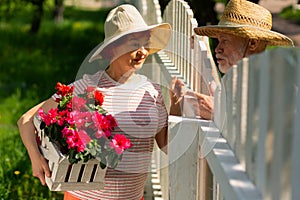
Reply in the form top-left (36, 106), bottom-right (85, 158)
top-left (291, 49), bottom-right (300, 200)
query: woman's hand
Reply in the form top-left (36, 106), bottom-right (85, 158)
top-left (169, 77), bottom-right (184, 116)
top-left (18, 98), bottom-right (57, 185)
top-left (30, 152), bottom-right (51, 185)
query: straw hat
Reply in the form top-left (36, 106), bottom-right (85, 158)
top-left (194, 0), bottom-right (294, 47)
top-left (89, 4), bottom-right (171, 62)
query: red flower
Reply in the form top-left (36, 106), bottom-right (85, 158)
top-left (55, 82), bottom-right (74, 97)
top-left (94, 90), bottom-right (104, 106)
top-left (110, 134), bottom-right (132, 154)
top-left (106, 114), bottom-right (118, 128)
top-left (39, 108), bottom-right (58, 126)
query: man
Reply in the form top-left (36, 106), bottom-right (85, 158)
top-left (170, 0), bottom-right (293, 119)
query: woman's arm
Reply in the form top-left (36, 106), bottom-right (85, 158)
top-left (17, 98), bottom-right (58, 185)
top-left (155, 127), bottom-right (168, 154)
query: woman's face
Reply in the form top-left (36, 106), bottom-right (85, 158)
top-left (111, 32), bottom-right (150, 73)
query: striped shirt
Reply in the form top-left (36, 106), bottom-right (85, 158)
top-left (57, 71), bottom-right (168, 200)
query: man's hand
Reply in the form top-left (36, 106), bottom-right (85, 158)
top-left (185, 91), bottom-right (214, 120)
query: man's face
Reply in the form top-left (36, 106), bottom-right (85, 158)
top-left (215, 33), bottom-right (248, 73)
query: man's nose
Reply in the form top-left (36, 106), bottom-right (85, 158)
top-left (215, 43), bottom-right (222, 53)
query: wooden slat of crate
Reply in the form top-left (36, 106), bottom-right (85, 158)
top-left (51, 158), bottom-right (70, 183)
top-left (94, 165), bottom-right (107, 181)
top-left (50, 182), bottom-right (105, 191)
top-left (68, 162), bottom-right (82, 182)
top-left (81, 163), bottom-right (95, 182)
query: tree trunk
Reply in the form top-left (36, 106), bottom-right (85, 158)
top-left (53, 0), bottom-right (64, 23)
top-left (30, 0), bottom-right (45, 33)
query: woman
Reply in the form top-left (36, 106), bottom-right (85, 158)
top-left (18, 4), bottom-right (171, 200)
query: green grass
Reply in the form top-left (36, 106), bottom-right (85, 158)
top-left (0, 5), bottom-right (109, 199)
top-left (279, 5), bottom-right (300, 24)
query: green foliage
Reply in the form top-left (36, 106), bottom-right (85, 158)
top-left (0, 0), bottom-right (29, 21)
top-left (0, 5), bottom-right (109, 199)
top-left (279, 5), bottom-right (300, 24)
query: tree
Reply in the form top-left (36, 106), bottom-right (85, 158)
top-left (27, 0), bottom-right (65, 33)
top-left (27, 0), bottom-right (45, 33)
top-left (0, 0), bottom-right (65, 33)
top-left (53, 0), bottom-right (64, 23)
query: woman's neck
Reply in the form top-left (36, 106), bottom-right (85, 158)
top-left (105, 65), bottom-right (134, 83)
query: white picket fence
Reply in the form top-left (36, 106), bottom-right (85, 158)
top-left (215, 49), bottom-right (300, 200)
top-left (132, 0), bottom-right (300, 200)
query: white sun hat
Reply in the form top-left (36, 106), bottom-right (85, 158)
top-left (89, 4), bottom-right (172, 62)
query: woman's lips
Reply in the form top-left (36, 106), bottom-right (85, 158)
top-left (134, 58), bottom-right (142, 64)
top-left (134, 56), bottom-right (145, 64)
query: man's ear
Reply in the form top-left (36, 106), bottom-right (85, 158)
top-left (248, 39), bottom-right (259, 51)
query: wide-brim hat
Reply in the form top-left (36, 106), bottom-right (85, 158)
top-left (194, 0), bottom-right (294, 47)
top-left (89, 4), bottom-right (171, 62)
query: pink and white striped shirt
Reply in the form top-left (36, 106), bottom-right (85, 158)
top-left (57, 71), bottom-right (168, 200)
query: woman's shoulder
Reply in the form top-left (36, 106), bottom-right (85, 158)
top-left (82, 70), bottom-right (104, 80)
top-left (132, 74), bottom-right (163, 96)
top-left (80, 70), bottom-right (105, 85)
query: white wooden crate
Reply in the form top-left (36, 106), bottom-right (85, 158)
top-left (33, 115), bottom-right (107, 191)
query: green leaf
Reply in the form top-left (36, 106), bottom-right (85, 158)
top-left (100, 158), bottom-right (107, 169)
top-left (107, 153), bottom-right (120, 169)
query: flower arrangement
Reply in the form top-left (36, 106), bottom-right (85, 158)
top-left (38, 82), bottom-right (132, 169)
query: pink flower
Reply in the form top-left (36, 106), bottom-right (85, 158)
top-left (78, 129), bottom-right (91, 146)
top-left (62, 127), bottom-right (85, 153)
top-left (95, 129), bottom-right (105, 138)
top-left (72, 96), bottom-right (87, 111)
top-left (38, 108), bottom-right (58, 126)
top-left (56, 110), bottom-right (69, 126)
top-left (70, 111), bottom-right (91, 129)
top-left (92, 112), bottom-right (110, 130)
top-left (110, 134), bottom-right (132, 154)
top-left (62, 126), bottom-right (75, 138)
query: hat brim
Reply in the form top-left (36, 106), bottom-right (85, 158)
top-left (89, 23), bottom-right (171, 62)
top-left (194, 25), bottom-right (294, 47)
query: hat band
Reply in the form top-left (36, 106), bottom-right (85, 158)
top-left (218, 20), bottom-right (271, 31)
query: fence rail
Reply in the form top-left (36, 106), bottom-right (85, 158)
top-left (133, 0), bottom-right (300, 200)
